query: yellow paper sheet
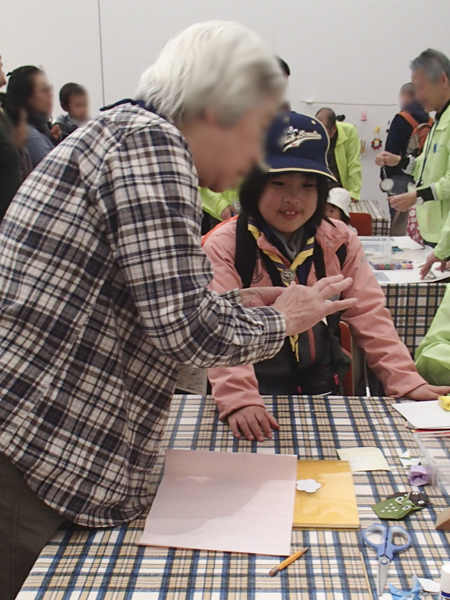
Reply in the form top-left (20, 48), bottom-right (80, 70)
top-left (293, 460), bottom-right (360, 530)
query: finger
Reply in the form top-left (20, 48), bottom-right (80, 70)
top-left (228, 417), bottom-right (241, 439)
top-left (313, 274), bottom-right (344, 294)
top-left (237, 417), bottom-right (255, 442)
top-left (319, 276), bottom-right (353, 301)
top-left (420, 262), bottom-right (431, 279)
top-left (431, 385), bottom-right (450, 395)
top-left (247, 416), bottom-right (265, 442)
top-left (442, 261), bottom-right (447, 272)
top-left (324, 297), bottom-right (358, 315)
top-left (256, 413), bottom-right (273, 439)
top-left (267, 413), bottom-right (280, 430)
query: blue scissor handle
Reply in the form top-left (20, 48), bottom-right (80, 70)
top-left (384, 526), bottom-right (411, 560)
top-left (362, 523), bottom-right (388, 559)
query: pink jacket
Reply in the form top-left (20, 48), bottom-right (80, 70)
top-left (203, 217), bottom-right (427, 420)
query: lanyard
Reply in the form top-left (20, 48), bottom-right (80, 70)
top-left (248, 223), bottom-right (315, 361)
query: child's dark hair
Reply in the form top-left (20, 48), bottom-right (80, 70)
top-left (59, 83), bottom-right (86, 111)
top-left (6, 66), bottom-right (43, 111)
top-left (239, 167), bottom-right (330, 226)
top-left (0, 92), bottom-right (25, 128)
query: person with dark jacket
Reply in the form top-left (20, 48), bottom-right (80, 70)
top-left (376, 83), bottom-right (432, 234)
top-left (0, 55), bottom-right (22, 222)
top-left (7, 66), bottom-right (59, 169)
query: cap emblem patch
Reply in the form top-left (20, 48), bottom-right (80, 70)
top-left (283, 126), bottom-right (322, 152)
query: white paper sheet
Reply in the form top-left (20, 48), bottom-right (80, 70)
top-left (393, 400), bottom-right (450, 430)
top-left (139, 449), bottom-right (297, 556)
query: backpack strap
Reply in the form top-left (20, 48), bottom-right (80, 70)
top-left (313, 242), bottom-right (347, 280)
top-left (399, 111), bottom-right (419, 130)
top-left (234, 214), bottom-right (257, 289)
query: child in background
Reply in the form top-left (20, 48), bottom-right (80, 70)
top-left (325, 187), bottom-right (357, 233)
top-left (56, 83), bottom-right (89, 139)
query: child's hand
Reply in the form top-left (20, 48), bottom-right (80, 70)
top-left (227, 406), bottom-right (279, 442)
top-left (50, 124), bottom-right (61, 141)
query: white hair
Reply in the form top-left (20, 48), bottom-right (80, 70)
top-left (135, 20), bottom-right (286, 126)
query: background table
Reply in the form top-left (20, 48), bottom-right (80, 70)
top-left (350, 199), bottom-right (389, 236)
top-left (20, 394), bottom-right (450, 600)
top-left (383, 281), bottom-right (448, 355)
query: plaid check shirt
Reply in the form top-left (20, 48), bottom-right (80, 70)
top-left (0, 104), bottom-right (285, 527)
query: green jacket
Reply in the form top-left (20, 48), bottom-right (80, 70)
top-left (335, 122), bottom-right (362, 200)
top-left (200, 188), bottom-right (238, 221)
top-left (415, 283), bottom-right (450, 385)
top-left (414, 102), bottom-right (450, 259)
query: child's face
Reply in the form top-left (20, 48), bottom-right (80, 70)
top-left (258, 172), bottom-right (318, 237)
top-left (68, 93), bottom-right (89, 122)
top-left (325, 202), bottom-right (344, 221)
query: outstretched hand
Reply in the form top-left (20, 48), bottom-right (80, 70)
top-left (405, 383), bottom-right (450, 401)
top-left (228, 405), bottom-right (279, 441)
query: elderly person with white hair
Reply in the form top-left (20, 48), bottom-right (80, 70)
top-left (0, 22), bottom-right (357, 597)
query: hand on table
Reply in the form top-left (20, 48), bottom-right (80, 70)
top-left (375, 151), bottom-right (401, 167)
top-left (228, 406), bottom-right (279, 441)
top-left (389, 191), bottom-right (417, 212)
top-left (405, 383), bottom-right (450, 401)
top-left (419, 251), bottom-right (448, 279)
top-left (273, 275), bottom-right (357, 336)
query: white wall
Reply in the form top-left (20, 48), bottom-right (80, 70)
top-left (3, 0), bottom-right (450, 210)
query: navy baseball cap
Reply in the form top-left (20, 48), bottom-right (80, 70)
top-left (264, 111), bottom-right (336, 181)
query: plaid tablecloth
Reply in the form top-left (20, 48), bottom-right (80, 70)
top-left (20, 394), bottom-right (450, 600)
top-left (383, 281), bottom-right (448, 355)
top-left (350, 199), bottom-right (389, 236)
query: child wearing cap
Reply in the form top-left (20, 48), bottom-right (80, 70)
top-left (202, 111), bottom-right (446, 442)
top-left (325, 187), bottom-right (358, 233)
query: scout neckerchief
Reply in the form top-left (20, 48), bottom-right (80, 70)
top-left (247, 218), bottom-right (315, 361)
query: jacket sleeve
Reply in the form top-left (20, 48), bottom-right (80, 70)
top-left (415, 284), bottom-right (450, 385)
top-left (340, 230), bottom-right (427, 397)
top-left (200, 187), bottom-right (237, 220)
top-left (98, 126), bottom-right (286, 369)
top-left (424, 143), bottom-right (450, 260)
top-left (203, 227), bottom-right (268, 420)
top-left (345, 125), bottom-right (362, 200)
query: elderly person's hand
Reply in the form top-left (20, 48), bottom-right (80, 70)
top-left (273, 275), bottom-right (357, 336)
top-left (389, 191), bottom-right (417, 212)
top-left (419, 251), bottom-right (448, 279)
top-left (375, 151), bottom-right (401, 167)
top-left (405, 383), bottom-right (450, 400)
top-left (220, 206), bottom-right (234, 221)
top-left (239, 287), bottom-right (284, 308)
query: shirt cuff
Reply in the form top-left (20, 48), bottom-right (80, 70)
top-left (244, 305), bottom-right (286, 363)
top-left (417, 185), bottom-right (436, 202)
top-left (219, 289), bottom-right (242, 305)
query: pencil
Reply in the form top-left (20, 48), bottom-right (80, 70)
top-left (359, 551), bottom-right (374, 600)
top-left (269, 547), bottom-right (309, 577)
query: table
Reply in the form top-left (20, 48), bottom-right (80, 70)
top-left (384, 281), bottom-right (448, 355)
top-left (350, 199), bottom-right (389, 236)
top-left (21, 394), bottom-right (450, 599)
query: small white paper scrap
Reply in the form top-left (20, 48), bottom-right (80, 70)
top-left (398, 450), bottom-right (421, 469)
top-left (418, 577), bottom-right (440, 593)
top-left (336, 447), bottom-right (391, 472)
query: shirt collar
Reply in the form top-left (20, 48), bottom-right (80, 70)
top-left (435, 97), bottom-right (450, 121)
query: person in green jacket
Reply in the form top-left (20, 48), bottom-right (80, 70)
top-left (416, 284), bottom-right (450, 385)
top-left (316, 108), bottom-right (362, 201)
top-left (199, 187), bottom-right (238, 234)
top-left (389, 49), bottom-right (450, 278)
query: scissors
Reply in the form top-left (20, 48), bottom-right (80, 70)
top-left (362, 523), bottom-right (412, 595)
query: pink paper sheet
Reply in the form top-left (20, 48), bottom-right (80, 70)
top-left (139, 449), bottom-right (297, 556)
